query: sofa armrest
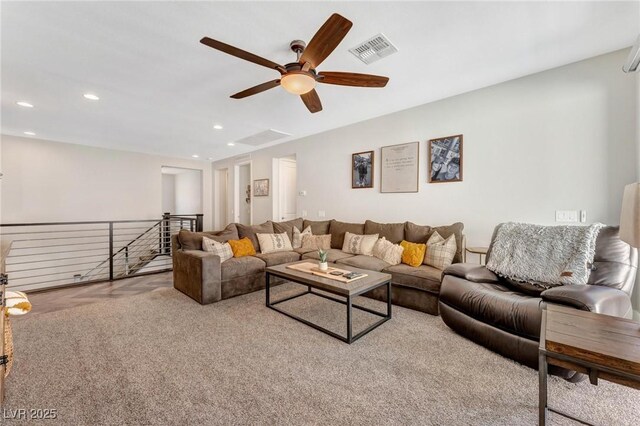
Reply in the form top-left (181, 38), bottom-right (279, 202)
top-left (541, 285), bottom-right (632, 318)
top-left (443, 263), bottom-right (500, 283)
top-left (172, 249), bottom-right (222, 304)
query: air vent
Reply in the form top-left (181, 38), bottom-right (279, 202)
top-left (349, 33), bottom-right (398, 65)
top-left (234, 129), bottom-right (292, 147)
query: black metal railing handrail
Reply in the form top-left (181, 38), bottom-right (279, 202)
top-left (0, 213), bottom-right (203, 292)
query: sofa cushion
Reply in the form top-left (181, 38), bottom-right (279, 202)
top-left (400, 240), bottom-right (426, 267)
top-left (221, 256), bottom-right (265, 280)
top-left (404, 222), bottom-right (432, 244)
top-left (329, 220), bottom-right (365, 249)
top-left (256, 232), bottom-right (293, 254)
top-left (364, 220), bottom-right (405, 244)
top-left (342, 232), bottom-right (378, 255)
top-left (301, 234), bottom-right (331, 251)
top-left (303, 219), bottom-right (331, 235)
top-left (254, 251), bottom-right (301, 267)
top-left (178, 224), bottom-right (238, 250)
top-left (294, 246), bottom-right (315, 255)
top-left (439, 277), bottom-right (543, 340)
top-left (228, 237), bottom-right (257, 257)
top-left (202, 237), bottom-right (233, 262)
top-left (302, 248), bottom-right (355, 263)
top-left (430, 222), bottom-right (464, 263)
top-left (372, 237), bottom-right (404, 265)
top-left (272, 218), bottom-right (304, 242)
top-left (383, 263), bottom-right (442, 293)
top-left (424, 232), bottom-right (457, 270)
top-left (237, 222), bottom-right (274, 252)
top-left (336, 255), bottom-right (391, 272)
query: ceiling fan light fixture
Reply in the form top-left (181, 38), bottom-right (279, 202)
top-left (280, 72), bottom-right (316, 95)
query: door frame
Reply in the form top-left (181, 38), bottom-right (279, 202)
top-left (233, 160), bottom-right (253, 225)
top-left (272, 156), bottom-right (297, 221)
top-left (213, 168), bottom-right (229, 230)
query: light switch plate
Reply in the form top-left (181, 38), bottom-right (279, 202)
top-left (580, 210), bottom-right (587, 223)
top-left (301, 210), bottom-right (307, 217)
top-left (555, 210), bottom-right (578, 222)
top-left (318, 210), bottom-right (326, 218)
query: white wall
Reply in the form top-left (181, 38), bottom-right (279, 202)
top-left (237, 163), bottom-right (251, 225)
top-left (174, 169), bottom-right (203, 215)
top-left (161, 174), bottom-right (176, 214)
top-left (1, 135), bottom-right (213, 228)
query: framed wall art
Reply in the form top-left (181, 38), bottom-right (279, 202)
top-left (253, 179), bottom-right (269, 197)
top-left (380, 142), bottom-right (419, 193)
top-left (352, 151), bottom-right (374, 189)
top-left (428, 135), bottom-right (463, 183)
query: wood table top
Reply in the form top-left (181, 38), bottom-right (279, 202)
top-left (541, 304), bottom-right (640, 376)
top-left (267, 261), bottom-right (391, 297)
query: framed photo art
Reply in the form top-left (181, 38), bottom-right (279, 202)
top-left (352, 151), bottom-right (374, 188)
top-left (253, 179), bottom-right (269, 196)
top-left (428, 135), bottom-right (463, 183)
top-left (380, 142), bottom-right (419, 193)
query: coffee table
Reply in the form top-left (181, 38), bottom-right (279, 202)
top-left (539, 304), bottom-right (640, 425)
top-left (265, 261), bottom-right (392, 344)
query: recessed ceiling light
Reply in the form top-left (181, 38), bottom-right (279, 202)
top-left (213, 124), bottom-right (223, 130)
top-left (23, 131), bottom-right (36, 136)
top-left (17, 101), bottom-right (34, 108)
top-left (227, 142), bottom-right (235, 146)
top-left (83, 93), bottom-right (100, 101)
top-left (207, 157), bottom-right (213, 161)
top-left (192, 154), bottom-right (200, 158)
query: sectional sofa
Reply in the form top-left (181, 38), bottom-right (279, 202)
top-left (172, 218), bottom-right (465, 315)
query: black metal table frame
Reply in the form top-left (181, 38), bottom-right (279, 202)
top-left (265, 271), bottom-right (392, 344)
top-left (538, 348), bottom-right (640, 426)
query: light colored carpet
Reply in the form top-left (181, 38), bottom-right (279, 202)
top-left (6, 283), bottom-right (640, 425)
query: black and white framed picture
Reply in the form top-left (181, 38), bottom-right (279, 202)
top-left (428, 135), bottom-right (463, 183)
top-left (253, 179), bottom-right (269, 196)
top-left (352, 151), bottom-right (374, 189)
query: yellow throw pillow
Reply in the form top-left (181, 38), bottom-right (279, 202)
top-left (400, 240), bottom-right (426, 267)
top-left (228, 237), bottom-right (256, 258)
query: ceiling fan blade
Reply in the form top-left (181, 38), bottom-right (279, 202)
top-left (200, 37), bottom-right (284, 73)
top-left (318, 72), bottom-right (389, 87)
top-left (300, 14), bottom-right (353, 69)
top-left (231, 80), bottom-right (281, 99)
top-left (300, 89), bottom-right (322, 113)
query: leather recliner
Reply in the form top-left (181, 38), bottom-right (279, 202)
top-left (438, 226), bottom-right (637, 379)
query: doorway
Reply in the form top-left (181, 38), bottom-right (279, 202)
top-left (161, 167), bottom-right (203, 215)
top-left (214, 168), bottom-right (229, 229)
top-left (234, 162), bottom-right (252, 225)
top-left (273, 156), bottom-right (297, 221)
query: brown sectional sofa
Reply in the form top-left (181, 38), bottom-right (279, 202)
top-left (172, 218), bottom-right (465, 315)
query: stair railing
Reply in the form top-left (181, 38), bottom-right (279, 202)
top-left (0, 214), bottom-right (203, 292)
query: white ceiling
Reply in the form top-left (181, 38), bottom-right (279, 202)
top-left (2, 1), bottom-right (639, 161)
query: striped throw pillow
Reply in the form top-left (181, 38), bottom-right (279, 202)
top-left (202, 236), bottom-right (233, 262)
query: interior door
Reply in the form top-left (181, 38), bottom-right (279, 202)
top-left (278, 159), bottom-right (297, 221)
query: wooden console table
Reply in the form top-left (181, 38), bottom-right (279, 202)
top-left (539, 304), bottom-right (640, 425)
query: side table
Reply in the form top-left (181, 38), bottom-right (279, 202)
top-left (539, 304), bottom-right (640, 425)
top-left (465, 246), bottom-right (488, 265)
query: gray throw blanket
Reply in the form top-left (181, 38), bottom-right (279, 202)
top-left (486, 222), bottom-right (604, 286)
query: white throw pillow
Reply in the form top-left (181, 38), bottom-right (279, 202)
top-left (372, 237), bottom-right (404, 265)
top-left (424, 231), bottom-right (457, 270)
top-left (202, 237), bottom-right (233, 262)
top-left (292, 226), bottom-right (312, 249)
top-left (342, 232), bottom-right (379, 256)
top-left (257, 232), bottom-right (293, 254)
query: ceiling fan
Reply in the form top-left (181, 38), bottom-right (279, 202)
top-left (200, 13), bottom-right (389, 113)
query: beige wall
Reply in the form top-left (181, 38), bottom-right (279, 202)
top-left (1, 135), bottom-right (212, 228)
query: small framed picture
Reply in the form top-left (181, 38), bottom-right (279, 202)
top-left (253, 179), bottom-right (269, 196)
top-left (428, 135), bottom-right (463, 183)
top-left (352, 151), bottom-right (374, 189)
